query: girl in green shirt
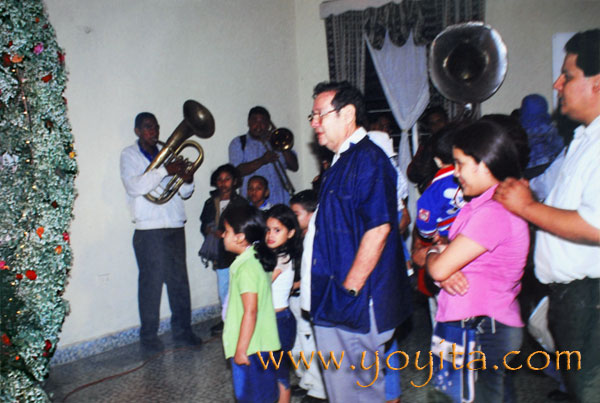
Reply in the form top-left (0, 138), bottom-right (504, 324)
top-left (221, 205), bottom-right (281, 402)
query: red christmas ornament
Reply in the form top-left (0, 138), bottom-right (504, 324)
top-left (25, 270), bottom-right (37, 280)
top-left (0, 260), bottom-right (6, 270)
top-left (45, 340), bottom-right (52, 350)
top-left (1, 334), bottom-right (10, 346)
top-left (63, 232), bottom-right (70, 242)
top-left (15, 273), bottom-right (23, 280)
top-left (36, 227), bottom-right (44, 238)
top-left (55, 245), bottom-right (63, 254)
top-left (10, 54), bottom-right (23, 63)
top-left (8, 41), bottom-right (12, 47)
top-left (41, 73), bottom-right (52, 83)
top-left (58, 51), bottom-right (65, 64)
top-left (2, 53), bottom-right (11, 66)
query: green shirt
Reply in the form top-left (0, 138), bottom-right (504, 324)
top-left (222, 246), bottom-right (280, 358)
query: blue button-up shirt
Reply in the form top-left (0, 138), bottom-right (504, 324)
top-left (310, 128), bottom-right (412, 333)
top-left (229, 133), bottom-right (295, 206)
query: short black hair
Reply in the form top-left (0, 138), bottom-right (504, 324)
top-left (210, 163), bottom-right (241, 188)
top-left (565, 29), bottom-right (600, 76)
top-left (431, 121), bottom-right (465, 165)
top-left (248, 175), bottom-right (269, 189)
top-left (221, 204), bottom-right (276, 272)
top-left (248, 106), bottom-right (271, 121)
top-left (453, 119), bottom-right (522, 181)
top-left (289, 189), bottom-right (318, 213)
top-left (423, 105), bottom-right (448, 122)
top-left (134, 112), bottom-right (156, 129)
top-left (312, 81), bottom-right (368, 128)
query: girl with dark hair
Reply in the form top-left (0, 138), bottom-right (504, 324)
top-left (426, 119), bottom-right (530, 402)
top-left (199, 164), bottom-right (248, 334)
top-left (264, 204), bottom-right (302, 403)
top-left (221, 204), bottom-right (280, 403)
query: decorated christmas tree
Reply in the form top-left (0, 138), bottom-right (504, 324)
top-left (1, 0), bottom-right (77, 400)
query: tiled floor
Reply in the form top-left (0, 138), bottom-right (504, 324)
top-left (44, 293), bottom-right (569, 402)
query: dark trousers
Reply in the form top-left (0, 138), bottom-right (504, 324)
top-left (548, 278), bottom-right (600, 403)
top-left (133, 228), bottom-right (192, 341)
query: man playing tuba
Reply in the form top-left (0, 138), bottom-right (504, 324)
top-left (120, 112), bottom-right (202, 353)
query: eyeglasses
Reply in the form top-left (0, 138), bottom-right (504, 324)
top-left (307, 108), bottom-right (337, 122)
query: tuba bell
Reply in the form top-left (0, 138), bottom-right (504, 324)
top-left (429, 22), bottom-right (508, 106)
top-left (144, 100), bottom-right (215, 204)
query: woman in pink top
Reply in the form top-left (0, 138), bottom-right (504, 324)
top-left (426, 119), bottom-right (530, 403)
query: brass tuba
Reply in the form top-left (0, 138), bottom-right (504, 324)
top-left (429, 22), bottom-right (508, 108)
top-left (144, 100), bottom-right (215, 204)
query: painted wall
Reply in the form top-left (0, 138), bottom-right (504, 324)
top-left (45, 0), bottom-right (600, 349)
top-left (483, 0), bottom-right (600, 115)
top-left (45, 0), bottom-right (328, 348)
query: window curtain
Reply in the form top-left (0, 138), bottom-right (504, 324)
top-left (366, 32), bottom-right (428, 176)
top-left (323, 0), bottom-right (485, 112)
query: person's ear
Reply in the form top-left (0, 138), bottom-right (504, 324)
top-left (592, 75), bottom-right (600, 93)
top-left (340, 104), bottom-right (356, 125)
top-left (134, 127), bottom-right (141, 138)
top-left (234, 232), bottom-right (246, 245)
top-left (287, 228), bottom-right (296, 240)
top-left (433, 157), bottom-right (443, 168)
top-left (478, 161), bottom-right (492, 177)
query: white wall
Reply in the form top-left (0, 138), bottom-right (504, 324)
top-left (45, 0), bottom-right (328, 348)
top-left (46, 0), bottom-right (600, 349)
top-left (483, 0), bottom-right (600, 115)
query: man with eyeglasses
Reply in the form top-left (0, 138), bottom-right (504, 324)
top-left (305, 81), bottom-right (412, 401)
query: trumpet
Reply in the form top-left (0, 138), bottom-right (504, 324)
top-left (262, 124), bottom-right (295, 196)
top-left (144, 100), bottom-right (215, 204)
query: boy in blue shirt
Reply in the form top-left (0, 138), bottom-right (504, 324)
top-left (412, 124), bottom-right (465, 299)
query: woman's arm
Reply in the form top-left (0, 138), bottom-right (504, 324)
top-left (234, 292), bottom-right (258, 365)
top-left (426, 234), bottom-right (487, 282)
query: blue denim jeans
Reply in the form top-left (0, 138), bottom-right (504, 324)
top-left (275, 308), bottom-right (297, 389)
top-left (464, 317), bottom-right (523, 403)
top-left (231, 353), bottom-right (278, 403)
top-left (215, 267), bottom-right (229, 306)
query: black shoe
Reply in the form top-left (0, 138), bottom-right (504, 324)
top-left (291, 384), bottom-right (307, 397)
top-left (301, 395), bottom-right (327, 403)
top-left (210, 321), bottom-right (224, 336)
top-left (173, 332), bottom-right (203, 347)
top-left (140, 337), bottom-right (164, 353)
